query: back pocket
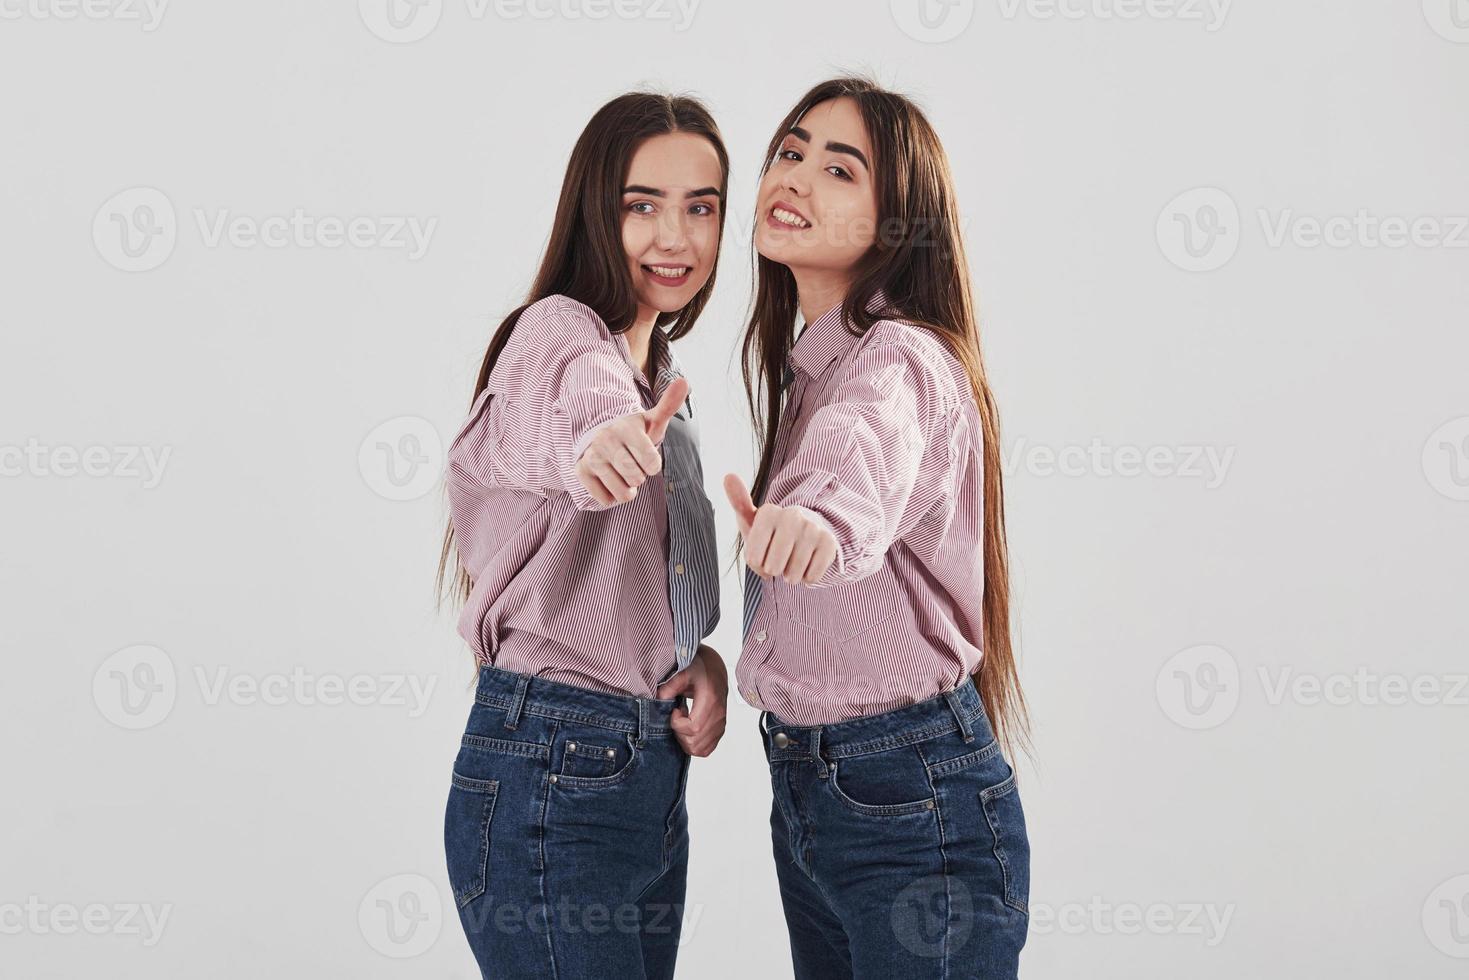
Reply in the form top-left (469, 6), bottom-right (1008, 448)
top-left (444, 772), bottom-right (498, 908)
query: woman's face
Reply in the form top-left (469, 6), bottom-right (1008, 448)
top-left (754, 96), bottom-right (878, 277)
top-left (620, 131), bottom-right (724, 315)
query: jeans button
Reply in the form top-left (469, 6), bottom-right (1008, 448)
top-left (773, 732), bottom-right (791, 748)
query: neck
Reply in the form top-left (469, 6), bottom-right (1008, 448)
top-left (626, 304), bottom-right (659, 379)
top-left (791, 269), bottom-right (852, 328)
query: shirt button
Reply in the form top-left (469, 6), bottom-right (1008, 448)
top-left (674, 563), bottom-right (685, 575)
top-left (754, 630), bottom-right (767, 643)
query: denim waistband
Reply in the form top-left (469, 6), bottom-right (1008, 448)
top-left (474, 664), bottom-right (683, 737)
top-left (760, 674), bottom-right (993, 762)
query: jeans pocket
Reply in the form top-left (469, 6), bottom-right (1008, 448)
top-left (980, 771), bottom-right (1031, 915)
top-left (550, 731), bottom-right (641, 789)
top-left (826, 745), bottom-right (938, 817)
top-left (444, 772), bottom-right (498, 909)
top-left (560, 738), bottom-right (620, 778)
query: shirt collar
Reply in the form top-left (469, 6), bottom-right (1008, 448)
top-left (614, 325), bottom-right (678, 393)
top-left (789, 288), bottom-right (890, 382)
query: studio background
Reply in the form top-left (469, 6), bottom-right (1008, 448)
top-left (3, 1), bottom-right (1466, 976)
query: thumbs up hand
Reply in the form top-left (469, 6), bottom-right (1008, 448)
top-left (573, 377), bottom-right (689, 507)
top-left (724, 473), bottom-right (838, 586)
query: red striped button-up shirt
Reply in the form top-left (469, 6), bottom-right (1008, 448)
top-left (735, 291), bottom-right (986, 725)
top-left (445, 294), bottom-right (719, 698)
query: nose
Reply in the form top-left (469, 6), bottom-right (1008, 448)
top-left (780, 165), bottom-right (810, 198)
top-left (655, 207), bottom-right (689, 253)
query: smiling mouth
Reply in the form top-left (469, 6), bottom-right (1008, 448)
top-left (768, 205), bottom-right (812, 229)
top-left (642, 264), bottom-right (693, 285)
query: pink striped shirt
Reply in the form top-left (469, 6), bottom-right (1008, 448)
top-left (735, 290), bottom-right (986, 725)
top-left (445, 294), bottom-right (720, 698)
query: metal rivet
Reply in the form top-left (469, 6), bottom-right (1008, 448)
top-left (549, 774), bottom-right (558, 783)
top-left (606, 749), bottom-right (615, 757)
top-left (567, 742), bottom-right (576, 751)
top-left (925, 800), bottom-right (935, 810)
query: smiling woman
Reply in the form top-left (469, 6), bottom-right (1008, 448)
top-left (434, 92), bottom-right (730, 980)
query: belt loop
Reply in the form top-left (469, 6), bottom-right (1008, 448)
top-left (944, 687), bottom-right (975, 743)
top-left (634, 699), bottom-right (648, 747)
top-left (810, 727), bottom-right (829, 779)
top-left (503, 675), bottom-right (530, 731)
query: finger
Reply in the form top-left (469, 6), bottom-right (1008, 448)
top-left (722, 473), bottom-right (757, 537)
top-left (574, 463), bottom-right (617, 506)
top-left (605, 443), bottom-right (647, 489)
top-left (670, 712), bottom-right (698, 737)
top-left (625, 432), bottom-right (662, 477)
top-left (784, 537), bottom-right (817, 584)
top-left (656, 674), bottom-right (692, 701)
top-left (643, 377), bottom-right (689, 443)
top-left (764, 512), bottom-right (802, 582)
top-left (746, 505), bottom-right (779, 577)
top-left (805, 537), bottom-right (837, 583)
top-left (589, 459), bottom-right (636, 502)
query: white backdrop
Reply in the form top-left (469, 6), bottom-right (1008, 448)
top-left (3, 1), bottom-right (1467, 977)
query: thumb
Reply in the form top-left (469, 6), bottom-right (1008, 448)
top-left (656, 667), bottom-right (694, 702)
top-left (723, 473), bottom-right (757, 537)
top-left (643, 377), bottom-right (689, 443)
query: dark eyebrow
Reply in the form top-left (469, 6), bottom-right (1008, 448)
top-left (622, 185), bottom-right (724, 201)
top-left (785, 126), bottom-right (869, 172)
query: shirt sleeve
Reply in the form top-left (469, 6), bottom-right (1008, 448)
top-left (446, 301), bottom-right (644, 512)
top-left (763, 339), bottom-right (958, 585)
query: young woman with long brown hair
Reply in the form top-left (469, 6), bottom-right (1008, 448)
top-left (438, 92), bottom-right (729, 980)
top-left (727, 76), bottom-right (1033, 978)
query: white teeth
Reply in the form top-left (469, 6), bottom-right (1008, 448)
top-left (771, 207), bottom-right (810, 228)
top-left (646, 266), bottom-right (690, 278)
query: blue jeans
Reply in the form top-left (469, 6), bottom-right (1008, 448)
top-left (760, 676), bottom-right (1030, 979)
top-left (444, 665), bottom-right (691, 980)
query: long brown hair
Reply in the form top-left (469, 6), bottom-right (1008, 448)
top-left (740, 76), bottom-right (1031, 762)
top-left (437, 91), bottom-right (730, 606)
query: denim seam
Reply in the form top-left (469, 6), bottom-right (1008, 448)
top-left (925, 761), bottom-right (953, 980)
top-left (536, 722), bottom-right (559, 978)
top-left (823, 718), bottom-right (961, 759)
top-left (475, 694), bottom-right (675, 735)
top-left (461, 733), bottom-right (551, 760)
top-left (925, 738), bottom-right (1003, 779)
top-left (980, 774), bottom-right (1028, 915)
